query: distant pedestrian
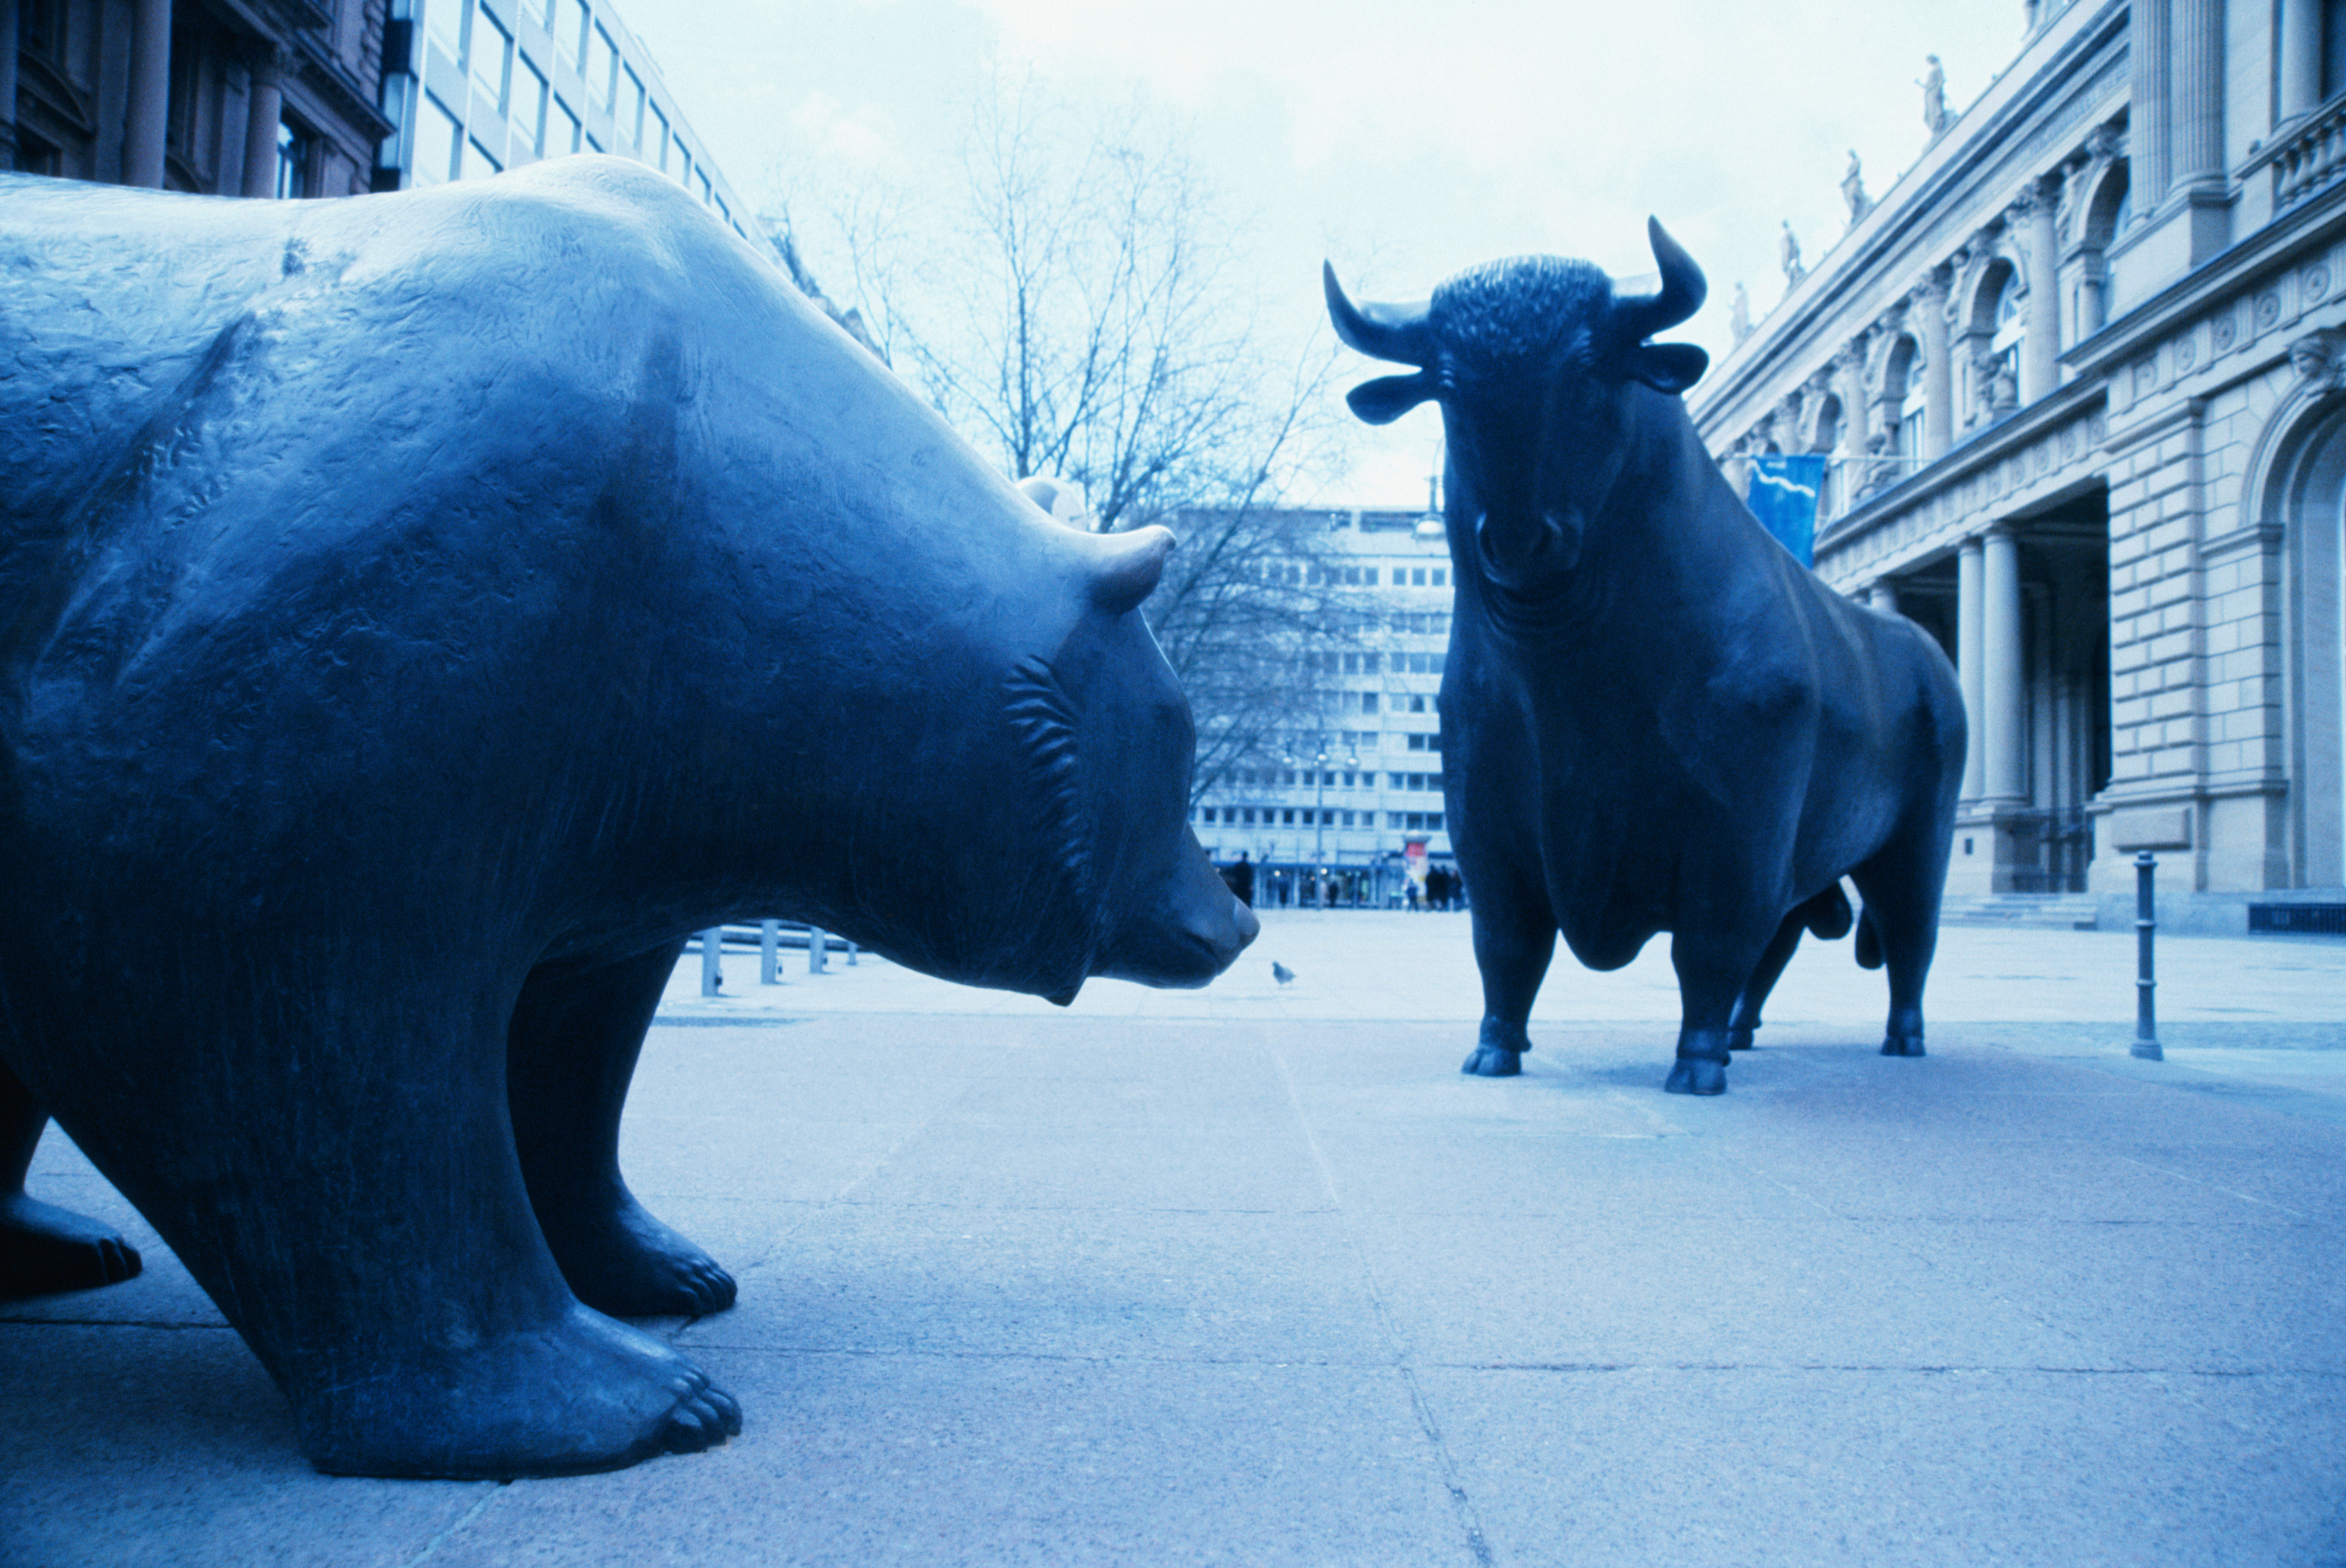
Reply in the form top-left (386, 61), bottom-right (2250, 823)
top-left (1225, 851), bottom-right (1254, 908)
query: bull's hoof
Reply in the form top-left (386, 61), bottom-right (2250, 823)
top-left (1880, 1034), bottom-right (1927, 1058)
top-left (1664, 1058), bottom-right (1727, 1095)
top-left (0, 1193), bottom-right (143, 1299)
top-left (1461, 1044), bottom-right (1523, 1077)
top-left (1727, 1026), bottom-right (1757, 1052)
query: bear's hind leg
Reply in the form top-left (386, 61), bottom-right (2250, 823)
top-left (0, 1060), bottom-right (142, 1298)
top-left (508, 939), bottom-right (737, 1318)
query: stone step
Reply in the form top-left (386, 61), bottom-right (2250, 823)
top-left (1937, 893), bottom-right (2100, 931)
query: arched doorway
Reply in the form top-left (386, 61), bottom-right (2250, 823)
top-left (2272, 402), bottom-right (2346, 888)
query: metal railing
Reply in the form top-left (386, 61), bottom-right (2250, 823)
top-left (697, 922), bottom-right (857, 995)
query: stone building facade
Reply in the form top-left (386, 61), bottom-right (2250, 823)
top-left (1694, 0), bottom-right (2346, 931)
top-left (375, 0), bottom-right (749, 231)
top-left (1188, 507), bottom-right (1458, 906)
top-left (2, 0), bottom-right (389, 196)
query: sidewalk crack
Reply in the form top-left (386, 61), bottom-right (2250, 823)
top-left (395, 1483), bottom-right (507, 1567)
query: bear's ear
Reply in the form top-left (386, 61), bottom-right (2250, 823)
top-left (1346, 372), bottom-right (1437, 426)
top-left (1630, 342), bottom-right (1708, 395)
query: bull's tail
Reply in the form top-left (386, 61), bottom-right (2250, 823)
top-left (1853, 905), bottom-right (1884, 970)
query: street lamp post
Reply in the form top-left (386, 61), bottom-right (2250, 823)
top-left (1298, 747), bottom-right (1360, 906)
top-left (1313, 750), bottom-right (1327, 869)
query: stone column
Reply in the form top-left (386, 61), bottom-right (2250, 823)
top-left (241, 46), bottom-right (288, 199)
top-left (2280, 0), bottom-right (2324, 121)
top-left (2132, 0), bottom-right (2171, 208)
top-left (1918, 273), bottom-right (1954, 460)
top-left (1869, 580), bottom-right (1900, 615)
top-left (124, 0), bottom-right (173, 188)
top-left (1958, 536), bottom-right (1986, 801)
top-left (2021, 182), bottom-right (2061, 402)
top-left (0, 0), bottom-right (20, 171)
top-left (2170, 0), bottom-right (2225, 187)
top-left (1982, 526), bottom-right (2027, 804)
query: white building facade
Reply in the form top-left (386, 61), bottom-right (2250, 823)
top-left (1695, 0), bottom-right (2346, 933)
top-left (1189, 507), bottom-right (1459, 906)
top-left (373, 0), bottom-right (748, 233)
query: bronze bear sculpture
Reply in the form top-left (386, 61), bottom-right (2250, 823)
top-left (0, 157), bottom-right (1256, 1477)
top-left (1327, 222), bottom-right (1965, 1095)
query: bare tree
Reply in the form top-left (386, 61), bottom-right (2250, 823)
top-left (778, 74), bottom-right (1364, 803)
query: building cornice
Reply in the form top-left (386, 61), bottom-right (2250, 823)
top-left (1814, 374), bottom-right (2107, 557)
top-left (2062, 176), bottom-right (2346, 374)
top-left (290, 36), bottom-right (395, 143)
top-left (1693, 0), bottom-right (2129, 437)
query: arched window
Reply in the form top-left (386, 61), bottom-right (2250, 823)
top-left (1968, 260), bottom-right (2022, 422)
top-left (2078, 159), bottom-right (2130, 332)
top-left (1886, 334), bottom-right (1924, 462)
top-left (2324, 0), bottom-right (2346, 100)
top-left (1814, 394), bottom-right (1845, 518)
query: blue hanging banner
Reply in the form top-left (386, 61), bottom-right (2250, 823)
top-left (1745, 454), bottom-right (1827, 567)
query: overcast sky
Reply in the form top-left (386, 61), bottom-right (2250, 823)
top-left (620, 0), bottom-right (2029, 504)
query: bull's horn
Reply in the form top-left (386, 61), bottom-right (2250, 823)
top-left (1612, 217), bottom-right (1706, 343)
top-left (1087, 524), bottom-right (1175, 614)
top-left (1324, 262), bottom-right (1435, 368)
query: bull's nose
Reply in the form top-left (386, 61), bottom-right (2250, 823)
top-left (1231, 898), bottom-right (1260, 949)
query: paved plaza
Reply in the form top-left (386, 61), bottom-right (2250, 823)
top-left (4, 912), bottom-right (2343, 1565)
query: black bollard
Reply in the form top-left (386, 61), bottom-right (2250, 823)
top-left (2132, 852), bottom-right (2162, 1061)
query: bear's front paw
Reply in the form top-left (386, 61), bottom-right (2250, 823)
top-left (301, 1306), bottom-right (741, 1479)
top-left (544, 1196), bottom-right (737, 1318)
top-left (0, 1193), bottom-right (143, 1298)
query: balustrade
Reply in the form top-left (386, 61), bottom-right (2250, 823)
top-left (2254, 95), bottom-right (2346, 208)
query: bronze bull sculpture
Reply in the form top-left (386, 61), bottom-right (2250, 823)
top-left (1327, 221), bottom-right (1965, 1095)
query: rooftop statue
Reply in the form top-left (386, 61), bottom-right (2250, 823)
top-left (1842, 149), bottom-right (1873, 225)
top-left (1325, 222), bottom-right (1966, 1096)
top-left (0, 157), bottom-right (1255, 1477)
top-left (1921, 55), bottom-right (1951, 137)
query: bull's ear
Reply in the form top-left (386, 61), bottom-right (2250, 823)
top-left (1631, 342), bottom-right (1708, 395)
top-left (1346, 372), bottom-right (1436, 426)
top-left (1088, 524), bottom-right (1175, 614)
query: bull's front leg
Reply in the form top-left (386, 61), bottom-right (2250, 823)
top-left (1462, 878), bottom-right (1557, 1077)
top-left (1666, 922), bottom-right (1776, 1095)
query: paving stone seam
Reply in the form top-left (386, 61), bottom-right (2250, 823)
top-left (1270, 1047), bottom-right (1497, 1568)
top-left (2106, 1149), bottom-right (2313, 1219)
top-left (613, 1341), bottom-right (2346, 1380)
